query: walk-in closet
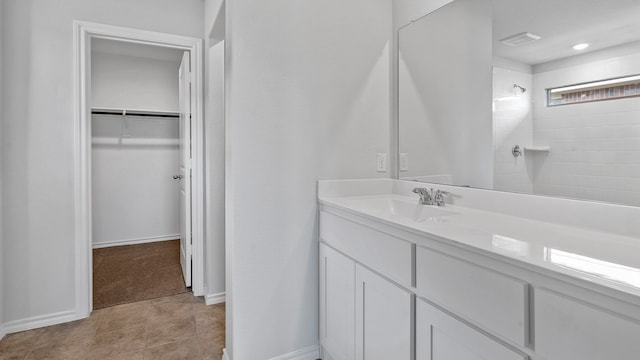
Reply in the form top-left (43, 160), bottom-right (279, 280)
top-left (90, 39), bottom-right (190, 309)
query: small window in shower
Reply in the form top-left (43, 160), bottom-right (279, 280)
top-left (547, 74), bottom-right (640, 106)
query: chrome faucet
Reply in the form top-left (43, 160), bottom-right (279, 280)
top-left (413, 187), bottom-right (435, 205)
top-left (412, 187), bottom-right (450, 207)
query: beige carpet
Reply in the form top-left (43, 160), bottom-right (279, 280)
top-left (93, 240), bottom-right (189, 309)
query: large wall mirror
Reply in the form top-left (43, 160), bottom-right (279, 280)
top-left (399, 0), bottom-right (640, 207)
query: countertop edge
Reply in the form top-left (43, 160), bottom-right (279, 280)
top-left (319, 197), bottom-right (640, 307)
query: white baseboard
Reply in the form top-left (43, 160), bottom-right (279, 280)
top-left (92, 234), bottom-right (179, 249)
top-left (0, 325), bottom-right (6, 341)
top-left (2, 310), bottom-right (79, 335)
top-left (205, 292), bottom-right (226, 305)
top-left (319, 346), bottom-right (333, 360)
top-left (269, 345), bottom-right (321, 360)
top-left (221, 345), bottom-right (320, 360)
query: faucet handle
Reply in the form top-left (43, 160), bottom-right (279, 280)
top-left (434, 190), bottom-right (450, 207)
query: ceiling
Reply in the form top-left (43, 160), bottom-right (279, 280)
top-left (92, 38), bottom-right (183, 63)
top-left (492, 0), bottom-right (640, 65)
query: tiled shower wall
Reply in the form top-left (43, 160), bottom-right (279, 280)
top-left (493, 66), bottom-right (534, 194)
top-left (532, 44), bottom-right (640, 206)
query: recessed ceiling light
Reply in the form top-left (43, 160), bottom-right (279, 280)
top-left (573, 43), bottom-right (590, 51)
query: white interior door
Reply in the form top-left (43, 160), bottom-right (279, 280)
top-left (179, 51), bottom-right (192, 287)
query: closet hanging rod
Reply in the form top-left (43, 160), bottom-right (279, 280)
top-left (91, 108), bottom-right (179, 118)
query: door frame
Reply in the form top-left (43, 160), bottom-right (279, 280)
top-left (73, 21), bottom-right (205, 317)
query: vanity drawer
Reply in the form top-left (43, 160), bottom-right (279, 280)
top-left (320, 211), bottom-right (412, 288)
top-left (535, 288), bottom-right (640, 360)
top-left (415, 246), bottom-right (528, 346)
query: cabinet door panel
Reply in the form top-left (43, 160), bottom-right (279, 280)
top-left (416, 299), bottom-right (526, 360)
top-left (535, 288), bottom-right (640, 360)
top-left (355, 265), bottom-right (413, 360)
top-left (320, 244), bottom-right (355, 360)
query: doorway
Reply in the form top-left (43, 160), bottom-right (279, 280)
top-left (89, 39), bottom-right (191, 308)
top-left (74, 21), bottom-right (205, 317)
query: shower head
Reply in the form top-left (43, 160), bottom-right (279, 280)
top-left (513, 84), bottom-right (527, 93)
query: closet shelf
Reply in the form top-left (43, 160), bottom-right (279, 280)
top-left (91, 107), bottom-right (179, 118)
top-left (92, 137), bottom-right (179, 146)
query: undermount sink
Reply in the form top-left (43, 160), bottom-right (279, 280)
top-left (342, 196), bottom-right (457, 222)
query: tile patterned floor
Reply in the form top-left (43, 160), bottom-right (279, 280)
top-left (0, 293), bottom-right (225, 360)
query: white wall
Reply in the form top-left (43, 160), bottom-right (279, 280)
top-left (394, 0), bottom-right (453, 29)
top-left (91, 50), bottom-right (180, 111)
top-left (391, 0), bottom-right (454, 179)
top-left (224, 0), bottom-right (391, 358)
top-left (205, 0), bottom-right (225, 42)
top-left (1, 0), bottom-right (202, 326)
top-left (91, 143), bottom-right (179, 246)
top-left (91, 116), bottom-right (180, 246)
top-left (203, 37), bottom-right (226, 300)
top-left (91, 50), bottom-right (181, 247)
top-left (493, 65), bottom-right (534, 193)
top-left (532, 42), bottom-right (640, 206)
top-left (398, 0), bottom-right (493, 188)
top-left (0, 0), bottom-right (5, 339)
top-left (202, 0), bottom-right (226, 305)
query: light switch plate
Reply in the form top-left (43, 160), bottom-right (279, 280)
top-left (400, 153), bottom-right (409, 172)
top-left (377, 153), bottom-right (388, 172)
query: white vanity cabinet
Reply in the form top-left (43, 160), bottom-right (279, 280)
top-left (319, 242), bottom-right (413, 360)
top-left (355, 264), bottom-right (413, 360)
top-left (319, 195), bottom-right (640, 360)
top-left (415, 247), bottom-right (528, 347)
top-left (319, 244), bottom-right (355, 360)
top-left (534, 288), bottom-right (640, 360)
top-left (416, 299), bottom-right (526, 360)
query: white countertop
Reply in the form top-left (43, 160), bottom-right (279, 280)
top-left (319, 193), bottom-right (640, 299)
